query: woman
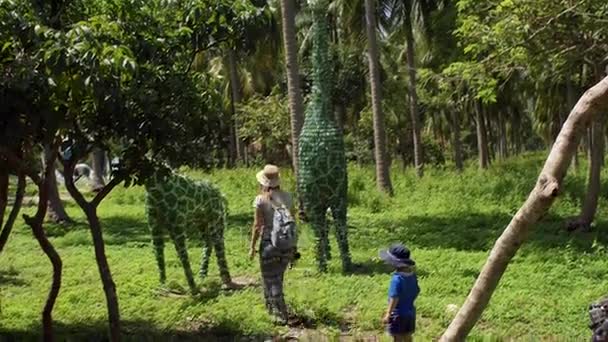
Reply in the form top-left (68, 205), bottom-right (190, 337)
top-left (249, 164), bottom-right (295, 324)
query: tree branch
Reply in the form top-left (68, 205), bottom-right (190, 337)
top-left (62, 157), bottom-right (91, 211)
top-left (91, 174), bottom-right (125, 208)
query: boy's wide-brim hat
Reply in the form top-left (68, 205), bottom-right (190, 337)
top-left (256, 164), bottom-right (280, 188)
top-left (379, 243), bottom-right (415, 268)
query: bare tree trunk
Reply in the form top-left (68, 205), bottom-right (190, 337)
top-left (484, 106), bottom-right (494, 162)
top-left (476, 102), bottom-right (490, 169)
top-left (498, 111), bottom-right (508, 159)
top-left (63, 163), bottom-right (123, 341)
top-left (441, 76), bottom-right (608, 341)
top-left (365, 0), bottom-right (393, 194)
top-left (568, 118), bottom-right (604, 231)
top-left (0, 173), bottom-right (25, 254)
top-left (227, 49), bottom-right (244, 164)
top-left (280, 0), bottom-right (306, 219)
top-left (404, 12), bottom-right (423, 178)
top-left (567, 78), bottom-right (580, 172)
top-left (43, 145), bottom-right (72, 223)
top-left (280, 0), bottom-right (305, 193)
top-left (90, 148), bottom-right (106, 192)
top-left (450, 110), bottom-right (464, 171)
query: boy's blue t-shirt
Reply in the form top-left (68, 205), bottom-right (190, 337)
top-left (388, 272), bottom-right (420, 317)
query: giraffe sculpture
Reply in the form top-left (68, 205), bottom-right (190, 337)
top-left (145, 171), bottom-right (232, 294)
top-left (297, 0), bottom-right (352, 273)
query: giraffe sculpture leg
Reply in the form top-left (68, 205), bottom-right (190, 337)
top-left (308, 205), bottom-right (329, 272)
top-left (147, 205), bottom-right (167, 283)
top-left (168, 227), bottom-right (197, 294)
top-left (212, 225), bottom-right (232, 285)
top-left (330, 201), bottom-right (352, 272)
top-left (199, 235), bottom-right (212, 279)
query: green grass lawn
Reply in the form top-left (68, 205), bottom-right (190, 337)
top-left (1, 153), bottom-right (607, 340)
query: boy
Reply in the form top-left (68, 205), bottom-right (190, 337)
top-left (380, 244), bottom-right (420, 342)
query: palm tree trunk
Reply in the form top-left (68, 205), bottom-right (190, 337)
top-left (404, 14), bottom-right (423, 178)
top-left (441, 75), bottom-right (608, 342)
top-left (365, 0), bottom-right (393, 194)
top-left (91, 147), bottom-right (106, 192)
top-left (227, 49), bottom-right (243, 164)
top-left (280, 0), bottom-right (306, 218)
top-left (449, 110), bottom-right (464, 171)
top-left (280, 0), bottom-right (305, 151)
top-left (567, 77), bottom-right (580, 172)
top-left (567, 118), bottom-right (604, 231)
top-left (475, 102), bottom-right (490, 169)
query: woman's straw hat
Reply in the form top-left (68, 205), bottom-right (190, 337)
top-left (256, 164), bottom-right (280, 188)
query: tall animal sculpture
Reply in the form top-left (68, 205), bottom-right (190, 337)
top-left (297, 0), bottom-right (352, 272)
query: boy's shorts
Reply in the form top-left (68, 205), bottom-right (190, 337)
top-left (387, 314), bottom-right (415, 335)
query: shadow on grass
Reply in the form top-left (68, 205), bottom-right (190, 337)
top-left (0, 269), bottom-right (28, 287)
top-left (0, 319), bottom-right (270, 342)
top-left (350, 212), bottom-right (608, 254)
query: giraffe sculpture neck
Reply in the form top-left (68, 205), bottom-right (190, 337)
top-left (305, 0), bottom-right (335, 128)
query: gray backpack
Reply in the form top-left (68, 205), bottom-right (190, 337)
top-left (269, 201), bottom-right (297, 252)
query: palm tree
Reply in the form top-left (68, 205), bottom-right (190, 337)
top-left (380, 0), bottom-right (444, 177)
top-left (279, 0), bottom-right (304, 181)
top-left (365, 0), bottom-right (393, 194)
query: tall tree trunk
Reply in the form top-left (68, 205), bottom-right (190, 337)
top-left (0, 173), bottom-right (25, 254)
top-left (450, 110), bottom-right (464, 171)
top-left (43, 145), bottom-right (72, 223)
top-left (511, 108), bottom-right (522, 155)
top-left (227, 49), bottom-right (243, 164)
top-left (280, 0), bottom-right (306, 219)
top-left (568, 118), bottom-right (605, 231)
top-left (484, 106), bottom-right (494, 161)
top-left (440, 76), bottom-right (608, 341)
top-left (404, 13), bottom-right (423, 178)
top-left (364, 0), bottom-right (393, 194)
top-left (475, 102), bottom-right (490, 169)
top-left (90, 148), bottom-right (106, 192)
top-left (567, 77), bottom-right (580, 172)
top-left (498, 111), bottom-right (508, 159)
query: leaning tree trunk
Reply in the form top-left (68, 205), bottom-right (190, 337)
top-left (567, 118), bottom-right (605, 231)
top-left (404, 13), bottom-right (423, 178)
top-left (440, 76), bottom-right (608, 341)
top-left (90, 148), bottom-right (106, 192)
top-left (227, 49), bottom-right (244, 165)
top-left (364, 0), bottom-right (393, 194)
top-left (475, 102), bottom-right (490, 169)
top-left (43, 145), bottom-right (72, 223)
